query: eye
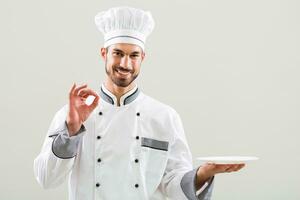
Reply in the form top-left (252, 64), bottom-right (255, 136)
top-left (130, 54), bottom-right (139, 58)
top-left (113, 52), bottom-right (123, 56)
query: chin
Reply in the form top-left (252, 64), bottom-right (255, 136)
top-left (113, 79), bottom-right (132, 87)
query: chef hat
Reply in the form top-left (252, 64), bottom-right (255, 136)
top-left (95, 6), bottom-right (155, 51)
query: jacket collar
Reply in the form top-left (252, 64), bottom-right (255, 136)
top-left (100, 83), bottom-right (140, 106)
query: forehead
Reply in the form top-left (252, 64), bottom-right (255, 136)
top-left (108, 43), bottom-right (143, 54)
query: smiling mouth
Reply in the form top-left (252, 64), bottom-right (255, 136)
top-left (115, 68), bottom-right (132, 76)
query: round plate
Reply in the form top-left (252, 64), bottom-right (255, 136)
top-left (196, 156), bottom-right (259, 164)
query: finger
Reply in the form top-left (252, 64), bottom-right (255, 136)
top-left (69, 83), bottom-right (76, 97)
top-left (80, 93), bottom-right (90, 98)
top-left (78, 88), bottom-right (100, 107)
top-left (89, 92), bottom-right (100, 106)
top-left (225, 166), bottom-right (233, 172)
top-left (219, 164), bottom-right (236, 172)
top-left (79, 93), bottom-right (92, 102)
top-left (215, 164), bottom-right (231, 171)
top-left (240, 163), bottom-right (246, 167)
top-left (210, 164), bottom-right (229, 173)
top-left (80, 94), bottom-right (89, 101)
top-left (235, 163), bottom-right (246, 171)
top-left (89, 94), bottom-right (100, 110)
top-left (78, 88), bottom-right (99, 98)
top-left (78, 89), bottom-right (90, 97)
top-left (74, 84), bottom-right (88, 95)
top-left (230, 165), bottom-right (241, 172)
top-left (227, 163), bottom-right (245, 172)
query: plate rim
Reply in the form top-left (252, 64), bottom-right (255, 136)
top-left (195, 156), bottom-right (259, 163)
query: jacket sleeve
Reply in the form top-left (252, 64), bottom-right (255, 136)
top-left (33, 105), bottom-right (86, 189)
top-left (160, 109), bottom-right (214, 200)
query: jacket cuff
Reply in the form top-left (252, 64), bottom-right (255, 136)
top-left (180, 167), bottom-right (214, 200)
top-left (51, 121), bottom-right (86, 159)
top-left (196, 175), bottom-right (214, 200)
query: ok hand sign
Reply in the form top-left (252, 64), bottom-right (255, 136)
top-left (66, 83), bottom-right (100, 136)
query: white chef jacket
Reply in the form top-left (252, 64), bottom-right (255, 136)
top-left (34, 84), bottom-right (214, 200)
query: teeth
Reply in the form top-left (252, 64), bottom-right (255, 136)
top-left (117, 69), bottom-right (130, 75)
top-left (118, 71), bottom-right (128, 74)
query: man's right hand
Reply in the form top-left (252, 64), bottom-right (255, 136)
top-left (66, 83), bottom-right (100, 136)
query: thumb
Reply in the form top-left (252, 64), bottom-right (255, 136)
top-left (88, 94), bottom-right (100, 111)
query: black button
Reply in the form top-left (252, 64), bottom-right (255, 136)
top-left (136, 112), bottom-right (140, 116)
top-left (97, 136), bottom-right (101, 140)
top-left (96, 183), bottom-right (100, 187)
top-left (136, 136), bottom-right (139, 140)
top-left (135, 184), bottom-right (139, 188)
top-left (97, 158), bottom-right (101, 163)
top-left (135, 159), bottom-right (139, 163)
top-left (99, 111), bottom-right (102, 115)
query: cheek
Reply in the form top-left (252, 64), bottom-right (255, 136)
top-left (107, 60), bottom-right (118, 69)
top-left (132, 59), bottom-right (142, 68)
top-left (107, 57), bottom-right (120, 66)
top-left (105, 64), bottom-right (114, 73)
top-left (133, 65), bottom-right (141, 73)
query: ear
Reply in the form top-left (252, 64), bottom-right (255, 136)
top-left (100, 47), bottom-right (107, 61)
top-left (141, 51), bottom-right (146, 62)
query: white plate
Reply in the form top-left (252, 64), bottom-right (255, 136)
top-left (196, 156), bottom-right (259, 164)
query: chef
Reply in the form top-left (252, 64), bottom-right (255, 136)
top-left (34, 6), bottom-right (245, 200)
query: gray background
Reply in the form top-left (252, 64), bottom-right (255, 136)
top-left (1, 0), bottom-right (299, 199)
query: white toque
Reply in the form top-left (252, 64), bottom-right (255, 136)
top-left (95, 6), bottom-right (155, 51)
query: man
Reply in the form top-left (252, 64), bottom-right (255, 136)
top-left (34, 6), bottom-right (245, 200)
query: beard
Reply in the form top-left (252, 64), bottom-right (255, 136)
top-left (105, 62), bottom-right (139, 88)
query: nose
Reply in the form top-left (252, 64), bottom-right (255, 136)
top-left (120, 55), bottom-right (131, 69)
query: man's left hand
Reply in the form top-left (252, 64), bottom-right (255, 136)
top-left (195, 163), bottom-right (245, 190)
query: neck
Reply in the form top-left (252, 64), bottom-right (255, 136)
top-left (104, 78), bottom-right (136, 106)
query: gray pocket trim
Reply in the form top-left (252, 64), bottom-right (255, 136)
top-left (141, 137), bottom-right (169, 151)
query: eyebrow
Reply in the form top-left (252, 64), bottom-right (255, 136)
top-left (131, 51), bottom-right (141, 54)
top-left (112, 48), bottom-right (141, 55)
